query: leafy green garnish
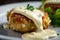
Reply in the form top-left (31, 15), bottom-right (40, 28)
top-left (54, 9), bottom-right (60, 25)
top-left (56, 9), bottom-right (60, 13)
top-left (55, 9), bottom-right (60, 19)
top-left (26, 4), bottom-right (34, 11)
top-left (45, 7), bottom-right (60, 26)
top-left (45, 7), bottom-right (52, 14)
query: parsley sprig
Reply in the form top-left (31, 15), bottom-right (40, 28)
top-left (26, 4), bottom-right (34, 11)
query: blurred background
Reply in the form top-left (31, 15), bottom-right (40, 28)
top-left (0, 0), bottom-right (41, 5)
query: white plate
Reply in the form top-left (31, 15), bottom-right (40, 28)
top-left (0, 1), bottom-right (60, 40)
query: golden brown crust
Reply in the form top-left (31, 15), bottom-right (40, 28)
top-left (8, 13), bottom-right (37, 33)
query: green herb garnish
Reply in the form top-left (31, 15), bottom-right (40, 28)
top-left (45, 7), bottom-right (60, 26)
top-left (54, 9), bottom-right (60, 25)
top-left (26, 4), bottom-right (34, 11)
top-left (45, 7), bottom-right (52, 14)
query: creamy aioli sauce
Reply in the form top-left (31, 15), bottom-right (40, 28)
top-left (10, 7), bottom-right (57, 40)
top-left (22, 29), bottom-right (57, 40)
